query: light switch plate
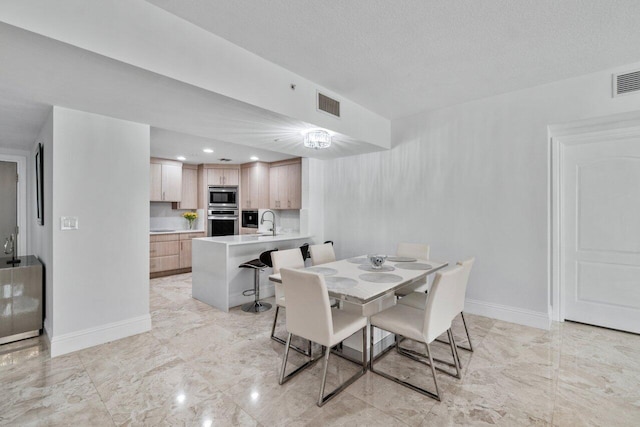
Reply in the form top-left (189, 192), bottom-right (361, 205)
top-left (60, 216), bottom-right (79, 230)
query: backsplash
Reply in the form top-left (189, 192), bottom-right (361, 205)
top-left (150, 202), bottom-right (205, 231)
top-left (257, 209), bottom-right (300, 234)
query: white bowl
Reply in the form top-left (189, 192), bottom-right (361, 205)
top-left (367, 254), bottom-right (387, 269)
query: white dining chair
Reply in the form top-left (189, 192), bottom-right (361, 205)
top-left (309, 243), bottom-right (336, 266)
top-left (279, 268), bottom-right (367, 407)
top-left (270, 248), bottom-right (311, 356)
top-left (369, 265), bottom-right (466, 401)
top-left (398, 257), bottom-right (475, 353)
top-left (395, 242), bottom-right (430, 296)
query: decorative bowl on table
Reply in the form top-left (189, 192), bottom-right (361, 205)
top-left (367, 254), bottom-right (388, 269)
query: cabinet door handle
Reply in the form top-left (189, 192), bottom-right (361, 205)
top-left (162, 191), bottom-right (165, 200)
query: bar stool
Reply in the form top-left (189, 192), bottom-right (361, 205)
top-left (240, 248), bottom-right (278, 313)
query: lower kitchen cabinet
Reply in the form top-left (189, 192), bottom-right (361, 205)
top-left (150, 232), bottom-right (205, 277)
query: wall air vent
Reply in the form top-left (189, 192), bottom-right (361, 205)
top-left (317, 92), bottom-right (341, 118)
top-left (613, 69), bottom-right (640, 97)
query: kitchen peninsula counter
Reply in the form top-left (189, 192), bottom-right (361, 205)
top-left (192, 233), bottom-right (312, 311)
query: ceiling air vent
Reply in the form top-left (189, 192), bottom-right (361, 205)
top-left (218, 158), bottom-right (232, 162)
top-left (613, 69), bottom-right (640, 97)
top-left (318, 92), bottom-right (340, 118)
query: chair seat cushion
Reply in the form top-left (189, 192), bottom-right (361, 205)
top-left (397, 292), bottom-right (427, 310)
top-left (329, 309), bottom-right (367, 347)
top-left (370, 304), bottom-right (425, 343)
top-left (239, 258), bottom-right (266, 269)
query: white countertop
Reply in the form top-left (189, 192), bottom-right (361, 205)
top-left (194, 233), bottom-right (311, 246)
top-left (150, 229), bottom-right (206, 235)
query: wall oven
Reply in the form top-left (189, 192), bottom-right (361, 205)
top-left (208, 186), bottom-right (238, 208)
top-left (208, 208), bottom-right (239, 237)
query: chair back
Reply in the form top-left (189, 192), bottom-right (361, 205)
top-left (259, 249), bottom-right (278, 268)
top-left (299, 243), bottom-right (310, 260)
top-left (397, 242), bottom-right (430, 260)
top-left (271, 248), bottom-right (305, 274)
top-left (310, 243), bottom-right (336, 266)
top-left (280, 268), bottom-right (333, 346)
top-left (422, 265), bottom-right (466, 342)
top-left (453, 257), bottom-right (475, 314)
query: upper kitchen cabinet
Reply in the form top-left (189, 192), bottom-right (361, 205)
top-left (173, 164), bottom-right (198, 209)
top-left (206, 167), bottom-right (239, 186)
top-left (241, 162), bottom-right (270, 209)
top-left (269, 159), bottom-right (301, 209)
top-left (150, 158), bottom-right (182, 202)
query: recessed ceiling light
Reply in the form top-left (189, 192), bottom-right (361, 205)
top-left (203, 148), bottom-right (214, 153)
top-left (250, 156), bottom-right (259, 161)
top-left (177, 156), bottom-right (186, 161)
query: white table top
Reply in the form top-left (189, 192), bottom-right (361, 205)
top-left (269, 256), bottom-right (448, 304)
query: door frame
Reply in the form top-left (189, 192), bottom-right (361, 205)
top-left (549, 111), bottom-right (640, 322)
top-left (0, 151), bottom-right (27, 256)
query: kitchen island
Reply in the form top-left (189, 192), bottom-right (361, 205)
top-left (192, 233), bottom-right (312, 311)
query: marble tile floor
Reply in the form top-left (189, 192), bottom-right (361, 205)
top-left (1, 272), bottom-right (640, 426)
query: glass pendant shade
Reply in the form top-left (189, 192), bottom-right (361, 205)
top-left (303, 130), bottom-right (331, 149)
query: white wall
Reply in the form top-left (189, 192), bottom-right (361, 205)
top-left (48, 107), bottom-right (150, 356)
top-left (322, 60), bottom-right (640, 328)
top-left (30, 110), bottom-right (53, 335)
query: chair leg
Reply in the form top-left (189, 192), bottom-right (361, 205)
top-left (460, 312), bottom-right (474, 352)
top-left (370, 325), bottom-right (441, 401)
top-left (279, 333), bottom-right (322, 385)
top-left (447, 329), bottom-right (462, 379)
top-left (317, 326), bottom-right (367, 407)
top-left (270, 306), bottom-right (313, 357)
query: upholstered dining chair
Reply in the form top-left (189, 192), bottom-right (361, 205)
top-left (394, 242), bottom-right (430, 297)
top-left (398, 257), bottom-right (475, 353)
top-left (278, 268), bottom-right (367, 407)
top-left (309, 243), bottom-right (336, 266)
top-left (270, 248), bottom-right (311, 356)
top-left (369, 265), bottom-right (467, 401)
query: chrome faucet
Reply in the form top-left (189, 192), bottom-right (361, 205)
top-left (260, 210), bottom-right (276, 237)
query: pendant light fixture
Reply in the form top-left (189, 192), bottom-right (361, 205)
top-left (303, 130), bottom-right (331, 150)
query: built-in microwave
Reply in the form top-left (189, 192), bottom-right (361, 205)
top-left (209, 186), bottom-right (238, 208)
top-left (242, 210), bottom-right (258, 228)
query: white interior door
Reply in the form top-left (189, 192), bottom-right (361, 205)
top-left (562, 133), bottom-right (640, 333)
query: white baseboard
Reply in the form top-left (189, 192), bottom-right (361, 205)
top-left (49, 314), bottom-right (151, 358)
top-left (465, 298), bottom-right (552, 330)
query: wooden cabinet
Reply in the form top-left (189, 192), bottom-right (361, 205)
top-left (269, 160), bottom-right (301, 209)
top-left (150, 232), bottom-right (205, 276)
top-left (179, 232), bottom-right (205, 269)
top-left (150, 158), bottom-right (182, 202)
top-left (240, 162), bottom-right (270, 209)
top-left (174, 165), bottom-right (198, 209)
top-left (240, 227), bottom-right (258, 235)
top-left (207, 167), bottom-right (239, 186)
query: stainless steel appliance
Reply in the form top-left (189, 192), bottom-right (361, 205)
top-left (208, 208), bottom-right (239, 236)
top-left (208, 186), bottom-right (238, 208)
top-left (241, 210), bottom-right (258, 229)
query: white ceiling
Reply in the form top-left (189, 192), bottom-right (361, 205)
top-left (2, 2), bottom-right (640, 157)
top-left (148, 0), bottom-right (640, 119)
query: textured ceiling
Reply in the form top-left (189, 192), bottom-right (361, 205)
top-left (147, 0), bottom-right (640, 119)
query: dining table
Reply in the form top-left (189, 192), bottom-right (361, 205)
top-left (269, 255), bottom-right (448, 360)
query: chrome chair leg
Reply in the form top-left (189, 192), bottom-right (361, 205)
top-left (317, 326), bottom-right (367, 407)
top-left (370, 326), bottom-right (441, 401)
top-left (460, 312), bottom-right (474, 352)
top-left (435, 313), bottom-right (473, 352)
top-left (447, 329), bottom-right (462, 379)
top-left (279, 333), bottom-right (322, 385)
top-left (271, 306), bottom-right (313, 357)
